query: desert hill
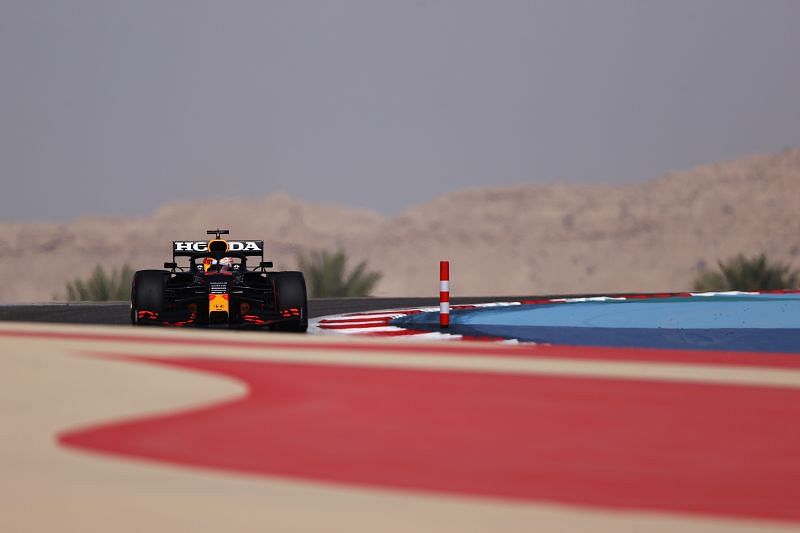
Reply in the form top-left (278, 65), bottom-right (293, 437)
top-left (3, 148), bottom-right (799, 303)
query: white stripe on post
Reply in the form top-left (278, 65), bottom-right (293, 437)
top-left (440, 260), bottom-right (450, 328)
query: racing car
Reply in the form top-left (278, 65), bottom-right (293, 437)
top-left (130, 229), bottom-right (307, 331)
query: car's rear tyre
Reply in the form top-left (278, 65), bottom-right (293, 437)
top-left (131, 270), bottom-right (168, 325)
top-left (270, 271), bottom-right (308, 333)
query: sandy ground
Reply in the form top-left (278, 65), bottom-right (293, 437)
top-left (0, 322), bottom-right (797, 533)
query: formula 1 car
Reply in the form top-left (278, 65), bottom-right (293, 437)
top-left (130, 229), bottom-right (307, 331)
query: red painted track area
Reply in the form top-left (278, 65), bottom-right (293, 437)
top-left (61, 353), bottom-right (800, 522)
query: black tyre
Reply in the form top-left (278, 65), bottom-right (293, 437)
top-left (270, 271), bottom-right (308, 332)
top-left (131, 270), bottom-right (168, 325)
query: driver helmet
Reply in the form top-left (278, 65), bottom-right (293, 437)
top-left (202, 257), bottom-right (215, 272)
top-left (218, 257), bottom-right (233, 271)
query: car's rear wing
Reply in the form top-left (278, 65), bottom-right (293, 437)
top-left (172, 240), bottom-right (264, 257)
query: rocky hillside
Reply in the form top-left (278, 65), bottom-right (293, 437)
top-left (3, 149), bottom-right (800, 303)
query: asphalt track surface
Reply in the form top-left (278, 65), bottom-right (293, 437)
top-left (0, 296), bottom-right (543, 325)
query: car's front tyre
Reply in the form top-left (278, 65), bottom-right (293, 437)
top-left (269, 271), bottom-right (308, 333)
top-left (131, 270), bottom-right (169, 325)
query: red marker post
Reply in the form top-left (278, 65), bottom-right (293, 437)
top-left (440, 260), bottom-right (450, 328)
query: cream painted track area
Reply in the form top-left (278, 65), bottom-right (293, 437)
top-left (1, 322), bottom-right (799, 533)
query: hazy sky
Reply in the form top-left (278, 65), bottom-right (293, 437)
top-left (2, 0), bottom-right (799, 221)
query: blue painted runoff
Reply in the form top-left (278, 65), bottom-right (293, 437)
top-left (392, 294), bottom-right (800, 353)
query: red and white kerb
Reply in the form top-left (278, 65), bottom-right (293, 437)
top-left (440, 260), bottom-right (450, 328)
